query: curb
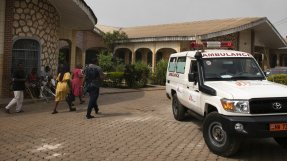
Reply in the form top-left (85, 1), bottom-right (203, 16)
top-left (0, 86), bottom-right (166, 107)
top-left (100, 87), bottom-right (165, 95)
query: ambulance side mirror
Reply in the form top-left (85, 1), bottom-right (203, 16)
top-left (188, 72), bottom-right (198, 82)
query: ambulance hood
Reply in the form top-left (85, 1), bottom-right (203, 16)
top-left (205, 80), bottom-right (287, 99)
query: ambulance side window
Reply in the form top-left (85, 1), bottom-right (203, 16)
top-left (176, 57), bottom-right (186, 73)
top-left (168, 57), bottom-right (177, 72)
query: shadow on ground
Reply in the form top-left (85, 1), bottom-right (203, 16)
top-left (0, 90), bottom-right (146, 117)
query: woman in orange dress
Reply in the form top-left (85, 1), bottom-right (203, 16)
top-left (72, 64), bottom-right (85, 104)
top-left (52, 66), bottom-right (76, 114)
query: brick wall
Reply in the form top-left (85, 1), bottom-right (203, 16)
top-left (2, 0), bottom-right (14, 97)
top-left (0, 0), bottom-right (6, 97)
top-left (76, 31), bottom-right (84, 51)
top-left (85, 31), bottom-right (106, 50)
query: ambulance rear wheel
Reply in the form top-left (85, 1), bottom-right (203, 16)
top-left (172, 93), bottom-right (186, 121)
top-left (274, 137), bottom-right (287, 148)
top-left (203, 112), bottom-right (241, 157)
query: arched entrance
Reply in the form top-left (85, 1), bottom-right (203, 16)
top-left (115, 48), bottom-right (132, 64)
top-left (135, 48), bottom-right (152, 65)
top-left (59, 47), bottom-right (70, 66)
top-left (85, 47), bottom-right (106, 65)
top-left (156, 48), bottom-right (176, 64)
top-left (136, 50), bottom-right (142, 62)
top-left (12, 39), bottom-right (40, 74)
top-left (58, 40), bottom-right (71, 67)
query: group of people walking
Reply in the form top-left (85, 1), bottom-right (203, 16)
top-left (4, 58), bottom-right (104, 119)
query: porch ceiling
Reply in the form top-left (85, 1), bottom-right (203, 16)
top-left (253, 21), bottom-right (286, 49)
top-left (48, 0), bottom-right (97, 30)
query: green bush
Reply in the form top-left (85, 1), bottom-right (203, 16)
top-left (152, 60), bottom-right (168, 85)
top-left (103, 72), bottom-right (124, 87)
top-left (124, 62), bottom-right (150, 88)
top-left (115, 63), bottom-right (125, 72)
top-left (98, 51), bottom-right (127, 73)
top-left (267, 74), bottom-right (287, 85)
top-left (98, 52), bottom-right (113, 72)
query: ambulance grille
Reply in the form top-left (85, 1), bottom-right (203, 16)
top-left (249, 98), bottom-right (287, 114)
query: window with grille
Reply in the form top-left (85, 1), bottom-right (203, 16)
top-left (12, 39), bottom-right (40, 75)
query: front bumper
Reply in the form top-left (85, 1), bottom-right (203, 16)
top-left (220, 114), bottom-right (287, 138)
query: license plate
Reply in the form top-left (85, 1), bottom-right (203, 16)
top-left (269, 123), bottom-right (287, 131)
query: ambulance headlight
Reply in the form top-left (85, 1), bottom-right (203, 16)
top-left (221, 99), bottom-right (250, 113)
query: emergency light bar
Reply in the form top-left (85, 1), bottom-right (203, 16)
top-left (190, 41), bottom-right (233, 49)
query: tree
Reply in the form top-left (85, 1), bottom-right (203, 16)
top-left (98, 51), bottom-right (113, 72)
top-left (101, 30), bottom-right (128, 53)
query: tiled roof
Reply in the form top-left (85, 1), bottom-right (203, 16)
top-left (97, 17), bottom-right (264, 39)
top-left (96, 25), bottom-right (121, 33)
top-left (96, 17), bottom-right (287, 48)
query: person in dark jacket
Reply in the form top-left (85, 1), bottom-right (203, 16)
top-left (4, 63), bottom-right (26, 114)
top-left (84, 58), bottom-right (105, 119)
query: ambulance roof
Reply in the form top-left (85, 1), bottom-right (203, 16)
top-left (170, 50), bottom-right (253, 59)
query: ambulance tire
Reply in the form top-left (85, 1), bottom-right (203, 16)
top-left (203, 112), bottom-right (241, 157)
top-left (274, 137), bottom-right (287, 149)
top-left (172, 93), bottom-right (186, 121)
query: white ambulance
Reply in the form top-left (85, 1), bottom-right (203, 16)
top-left (166, 41), bottom-right (287, 156)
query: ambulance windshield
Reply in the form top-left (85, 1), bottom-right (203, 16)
top-left (203, 58), bottom-right (265, 81)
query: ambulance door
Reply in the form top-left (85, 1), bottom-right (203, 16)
top-left (174, 56), bottom-right (188, 105)
top-left (185, 60), bottom-right (201, 113)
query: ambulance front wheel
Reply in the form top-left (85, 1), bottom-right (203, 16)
top-left (172, 93), bottom-right (186, 121)
top-left (203, 112), bottom-right (241, 157)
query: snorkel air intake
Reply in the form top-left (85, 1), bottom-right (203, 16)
top-left (195, 51), bottom-right (217, 96)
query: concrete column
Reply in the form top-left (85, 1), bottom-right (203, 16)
top-left (82, 51), bottom-right (86, 66)
top-left (239, 30), bottom-right (252, 53)
top-left (276, 54), bottom-right (280, 66)
top-left (70, 30), bottom-right (77, 70)
top-left (263, 48), bottom-right (270, 70)
top-left (131, 51), bottom-right (136, 64)
top-left (152, 50), bottom-right (156, 72)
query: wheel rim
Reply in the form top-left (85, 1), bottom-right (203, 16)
top-left (172, 97), bottom-right (178, 116)
top-left (208, 122), bottom-right (227, 147)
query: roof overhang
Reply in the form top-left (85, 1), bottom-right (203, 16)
top-left (48, 0), bottom-right (97, 30)
top-left (251, 19), bottom-right (287, 48)
top-left (122, 18), bottom-right (287, 49)
top-left (200, 18), bottom-right (286, 49)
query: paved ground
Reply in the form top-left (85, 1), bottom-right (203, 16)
top-left (1, 88), bottom-right (287, 161)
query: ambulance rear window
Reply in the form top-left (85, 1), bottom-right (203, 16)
top-left (168, 57), bottom-right (177, 72)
